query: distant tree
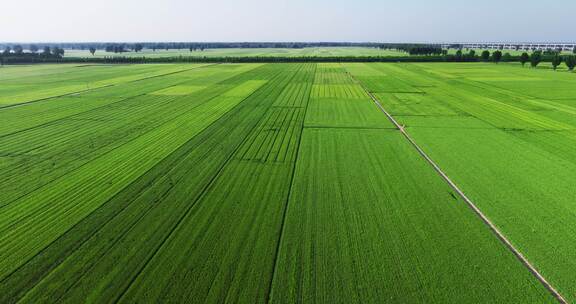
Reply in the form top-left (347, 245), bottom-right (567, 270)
top-left (481, 50), bottom-right (490, 61)
top-left (133, 44), bottom-right (143, 52)
top-left (520, 52), bottom-right (530, 66)
top-left (492, 50), bottom-right (502, 63)
top-left (455, 49), bottom-right (463, 59)
top-left (2, 46), bottom-right (10, 55)
top-left (468, 50), bottom-right (476, 57)
top-left (502, 52), bottom-right (512, 62)
top-left (30, 44), bottom-right (39, 53)
top-left (441, 49), bottom-right (448, 56)
top-left (573, 46), bottom-right (576, 54)
top-left (89, 47), bottom-right (96, 56)
top-left (565, 55), bottom-right (576, 71)
top-left (43, 46), bottom-right (51, 55)
top-left (551, 54), bottom-right (562, 70)
top-left (530, 51), bottom-right (542, 68)
top-left (405, 45), bottom-right (443, 56)
top-left (109, 44), bottom-right (126, 53)
top-left (13, 45), bottom-right (24, 54)
top-left (51, 47), bottom-right (64, 57)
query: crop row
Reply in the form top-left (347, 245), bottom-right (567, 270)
top-left (0, 62), bottom-right (564, 303)
top-left (0, 64), bottom-right (277, 289)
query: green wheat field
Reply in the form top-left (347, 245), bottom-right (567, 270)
top-left (1, 61), bottom-right (575, 303)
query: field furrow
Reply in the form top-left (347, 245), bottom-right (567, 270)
top-left (1, 61), bottom-right (574, 303)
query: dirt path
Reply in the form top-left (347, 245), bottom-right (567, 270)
top-left (346, 69), bottom-right (567, 304)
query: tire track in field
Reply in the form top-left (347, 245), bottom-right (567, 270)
top-left (0, 64), bottom-right (222, 139)
top-left (265, 63), bottom-right (316, 304)
top-left (0, 64), bottom-right (263, 212)
top-left (112, 64), bottom-right (302, 303)
top-left (0, 63), bottom-right (217, 110)
top-left (346, 67), bottom-right (568, 304)
top-left (0, 66), bottom-right (287, 302)
top-left (0, 64), bottom-right (245, 210)
top-left (0, 63), bottom-right (292, 302)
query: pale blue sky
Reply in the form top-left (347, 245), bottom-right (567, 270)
top-left (1, 0), bottom-right (575, 42)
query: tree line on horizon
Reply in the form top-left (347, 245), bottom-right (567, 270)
top-left (1, 43), bottom-right (575, 71)
top-left (0, 45), bottom-right (65, 65)
top-left (1, 42), bottom-right (574, 57)
top-left (0, 42), bottom-right (400, 53)
top-left (473, 49), bottom-right (576, 71)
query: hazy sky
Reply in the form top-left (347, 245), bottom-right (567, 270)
top-left (2, 0), bottom-right (575, 42)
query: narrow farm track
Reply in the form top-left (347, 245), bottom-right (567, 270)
top-left (114, 64), bottom-right (315, 303)
top-left (269, 63), bottom-right (554, 303)
top-left (0, 63), bottom-right (315, 303)
top-left (0, 65), bottom-right (258, 208)
top-left (0, 64), bottom-right (270, 287)
top-left (264, 64), bottom-right (316, 304)
top-left (347, 69), bottom-right (568, 304)
top-left (113, 66), bottom-right (298, 303)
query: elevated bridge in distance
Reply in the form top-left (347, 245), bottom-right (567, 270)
top-left (441, 42), bottom-right (576, 52)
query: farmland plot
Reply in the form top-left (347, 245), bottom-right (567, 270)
top-left (0, 62), bottom-right (564, 303)
top-left (0, 64), bottom-right (208, 107)
top-left (347, 62), bottom-right (576, 302)
top-left (270, 64), bottom-right (554, 303)
top-left (0, 63), bottom-right (313, 303)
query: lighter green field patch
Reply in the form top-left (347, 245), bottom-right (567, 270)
top-left (311, 84), bottom-right (366, 98)
top-left (149, 85), bottom-right (206, 95)
top-left (305, 98), bottom-right (393, 129)
top-left (0, 85), bottom-right (88, 106)
top-left (467, 77), bottom-right (543, 82)
top-left (222, 80), bottom-right (267, 97)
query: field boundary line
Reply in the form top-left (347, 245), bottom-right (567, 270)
top-left (0, 92), bottom-right (148, 140)
top-left (346, 68), bottom-right (567, 304)
top-left (126, 63), bottom-right (220, 84)
top-left (0, 84), bottom-right (115, 110)
top-left (0, 64), bottom-right (256, 210)
top-left (265, 63), bottom-right (316, 304)
top-left (112, 65), bottom-right (297, 303)
top-left (0, 65), bottom-right (281, 298)
top-left (0, 63), bottom-right (217, 110)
